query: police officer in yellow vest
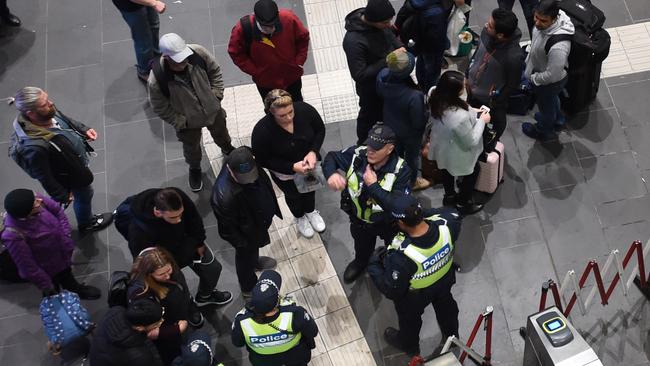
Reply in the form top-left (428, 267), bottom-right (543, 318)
top-left (323, 122), bottom-right (412, 283)
top-left (231, 270), bottom-right (318, 366)
top-left (368, 193), bottom-right (462, 356)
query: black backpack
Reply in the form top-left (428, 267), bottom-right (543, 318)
top-left (151, 47), bottom-right (208, 98)
top-left (8, 134), bottom-right (50, 174)
top-left (108, 270), bottom-right (130, 307)
top-left (113, 195), bottom-right (135, 240)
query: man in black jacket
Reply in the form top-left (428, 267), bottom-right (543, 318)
top-left (343, 0), bottom-right (403, 145)
top-left (211, 147), bottom-right (280, 297)
top-left (127, 187), bottom-right (232, 307)
top-left (89, 299), bottom-right (165, 366)
top-left (467, 8), bottom-right (524, 139)
top-left (10, 87), bottom-right (113, 233)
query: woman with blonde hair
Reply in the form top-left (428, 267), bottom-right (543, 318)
top-left (252, 89), bottom-right (327, 238)
top-left (128, 246), bottom-right (203, 365)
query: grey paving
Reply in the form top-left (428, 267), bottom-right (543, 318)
top-left (1, 0), bottom-right (650, 365)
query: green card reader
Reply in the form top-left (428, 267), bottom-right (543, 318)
top-left (535, 310), bottom-right (573, 347)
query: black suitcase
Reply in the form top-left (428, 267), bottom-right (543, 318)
top-left (560, 27), bottom-right (611, 114)
top-left (558, 0), bottom-right (606, 33)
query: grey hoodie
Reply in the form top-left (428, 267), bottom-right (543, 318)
top-left (525, 10), bottom-right (575, 86)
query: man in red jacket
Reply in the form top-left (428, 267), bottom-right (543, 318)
top-left (228, 0), bottom-right (310, 102)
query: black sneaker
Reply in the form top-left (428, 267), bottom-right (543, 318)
top-left (79, 213), bottom-right (114, 234)
top-left (195, 290), bottom-right (233, 307)
top-left (442, 194), bottom-right (457, 207)
top-left (74, 284), bottom-right (101, 300)
top-left (189, 168), bottom-right (203, 192)
top-left (188, 311), bottom-right (205, 328)
top-left (456, 201), bottom-right (483, 215)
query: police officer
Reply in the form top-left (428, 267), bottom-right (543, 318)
top-left (231, 270), bottom-right (319, 366)
top-left (323, 122), bottom-right (411, 283)
top-left (367, 193), bottom-right (462, 356)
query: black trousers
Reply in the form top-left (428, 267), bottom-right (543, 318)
top-left (349, 218), bottom-right (397, 268)
top-left (236, 245), bottom-right (260, 292)
top-left (257, 78), bottom-right (304, 102)
top-left (356, 91), bottom-right (383, 145)
top-left (49, 267), bottom-right (81, 294)
top-left (394, 270), bottom-right (459, 350)
top-left (271, 174), bottom-right (315, 218)
top-left (0, 0), bottom-right (9, 16)
top-left (441, 162), bottom-right (480, 203)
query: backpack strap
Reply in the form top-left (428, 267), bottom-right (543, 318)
top-left (240, 14), bottom-right (254, 54)
top-left (152, 57), bottom-right (170, 98)
top-left (545, 34), bottom-right (573, 54)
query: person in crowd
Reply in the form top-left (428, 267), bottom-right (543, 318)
top-left (498, 0), bottom-right (540, 38)
top-left (228, 0), bottom-right (310, 102)
top-left (368, 193), bottom-right (461, 356)
top-left (127, 187), bottom-right (232, 307)
top-left (0, 0), bottom-right (19, 26)
top-left (323, 123), bottom-right (411, 283)
top-left (128, 247), bottom-right (202, 365)
top-left (89, 299), bottom-right (165, 366)
top-left (10, 87), bottom-right (113, 233)
top-left (396, 0), bottom-right (452, 92)
top-left (427, 70), bottom-right (489, 215)
top-left (251, 89), bottom-right (326, 238)
top-left (211, 147), bottom-right (280, 297)
top-left (468, 8), bottom-right (524, 140)
top-left (232, 270), bottom-right (319, 366)
top-left (376, 49), bottom-right (429, 190)
top-left (521, 0), bottom-right (574, 141)
top-left (343, 0), bottom-right (402, 144)
top-left (149, 33), bottom-right (235, 191)
top-left (1, 189), bottom-right (101, 299)
top-left (111, 0), bottom-right (166, 81)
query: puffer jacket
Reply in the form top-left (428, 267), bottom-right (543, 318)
top-left (127, 188), bottom-right (206, 268)
top-left (525, 10), bottom-right (575, 86)
top-left (343, 8), bottom-right (402, 97)
top-left (148, 44), bottom-right (225, 130)
top-left (376, 68), bottom-right (427, 143)
top-left (210, 164), bottom-right (281, 249)
top-left (1, 194), bottom-right (74, 290)
top-left (89, 306), bottom-right (163, 366)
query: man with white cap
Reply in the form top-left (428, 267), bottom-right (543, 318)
top-left (149, 33), bottom-right (235, 192)
top-left (231, 270), bottom-right (319, 366)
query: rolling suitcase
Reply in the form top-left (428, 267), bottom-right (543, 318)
top-left (475, 141), bottom-right (504, 194)
top-left (553, 0), bottom-right (611, 114)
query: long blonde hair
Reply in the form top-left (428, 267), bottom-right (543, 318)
top-left (130, 247), bottom-right (179, 300)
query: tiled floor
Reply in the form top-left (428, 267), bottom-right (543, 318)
top-left (2, 0), bottom-right (650, 365)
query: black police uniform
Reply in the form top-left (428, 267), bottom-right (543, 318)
top-left (368, 207), bottom-right (462, 353)
top-left (322, 146), bottom-right (411, 270)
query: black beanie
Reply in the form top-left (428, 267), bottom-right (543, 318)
top-left (254, 0), bottom-right (279, 25)
top-left (4, 189), bottom-right (35, 219)
top-left (126, 299), bottom-right (164, 326)
top-left (365, 0), bottom-right (395, 22)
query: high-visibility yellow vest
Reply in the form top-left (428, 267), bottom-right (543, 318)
top-left (345, 146), bottom-right (405, 223)
top-left (388, 216), bottom-right (454, 289)
top-left (239, 300), bottom-right (302, 355)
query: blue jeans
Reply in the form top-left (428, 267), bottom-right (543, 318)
top-left (498, 0), bottom-right (540, 38)
top-left (120, 7), bottom-right (160, 75)
top-left (72, 184), bottom-right (94, 227)
top-left (416, 49), bottom-right (445, 93)
top-left (532, 77), bottom-right (567, 135)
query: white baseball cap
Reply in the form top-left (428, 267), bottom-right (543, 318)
top-left (159, 33), bottom-right (193, 63)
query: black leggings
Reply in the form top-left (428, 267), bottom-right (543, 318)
top-left (441, 162), bottom-right (480, 203)
top-left (271, 174), bottom-right (315, 218)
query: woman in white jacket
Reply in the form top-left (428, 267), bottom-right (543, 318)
top-left (427, 70), bottom-right (490, 215)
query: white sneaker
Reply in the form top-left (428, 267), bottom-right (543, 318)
top-left (296, 216), bottom-right (315, 238)
top-left (305, 210), bottom-right (326, 233)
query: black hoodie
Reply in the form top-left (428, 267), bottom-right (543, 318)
top-left (342, 8), bottom-right (402, 96)
top-left (127, 188), bottom-right (206, 267)
top-left (89, 306), bottom-right (163, 366)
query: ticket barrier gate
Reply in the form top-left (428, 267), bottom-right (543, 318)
top-left (523, 307), bottom-right (602, 366)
